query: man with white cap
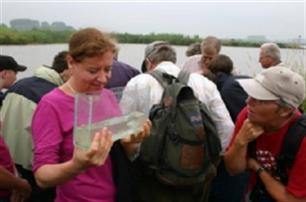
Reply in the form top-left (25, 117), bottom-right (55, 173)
top-left (224, 65), bottom-right (306, 201)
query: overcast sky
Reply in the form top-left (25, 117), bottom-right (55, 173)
top-left (1, 0), bottom-right (305, 41)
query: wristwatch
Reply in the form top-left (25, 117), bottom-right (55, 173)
top-left (256, 167), bottom-right (265, 176)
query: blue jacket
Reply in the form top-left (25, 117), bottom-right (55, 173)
top-left (215, 72), bottom-right (249, 122)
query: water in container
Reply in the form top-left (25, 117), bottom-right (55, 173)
top-left (74, 86), bottom-right (150, 149)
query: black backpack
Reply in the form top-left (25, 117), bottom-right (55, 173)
top-left (249, 114), bottom-right (306, 202)
top-left (140, 70), bottom-right (221, 186)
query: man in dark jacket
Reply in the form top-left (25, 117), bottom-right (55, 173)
top-left (207, 54), bottom-right (250, 202)
top-left (0, 55), bottom-right (27, 106)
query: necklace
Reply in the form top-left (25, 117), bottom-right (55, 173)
top-left (66, 82), bottom-right (78, 94)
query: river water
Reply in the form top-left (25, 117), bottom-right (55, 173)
top-left (0, 43), bottom-right (305, 79)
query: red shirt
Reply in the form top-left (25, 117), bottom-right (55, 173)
top-left (0, 135), bottom-right (15, 198)
top-left (229, 107), bottom-right (306, 198)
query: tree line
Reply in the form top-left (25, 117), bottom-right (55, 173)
top-left (0, 25), bottom-right (300, 49)
top-left (0, 25), bottom-right (305, 110)
top-left (0, 25), bottom-right (74, 44)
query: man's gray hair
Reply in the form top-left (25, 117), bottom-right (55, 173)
top-left (260, 43), bottom-right (281, 61)
top-left (147, 44), bottom-right (177, 65)
top-left (201, 36), bottom-right (221, 54)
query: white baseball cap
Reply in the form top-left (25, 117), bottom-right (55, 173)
top-left (238, 66), bottom-right (305, 108)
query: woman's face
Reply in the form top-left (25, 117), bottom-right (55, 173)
top-left (69, 51), bottom-right (114, 93)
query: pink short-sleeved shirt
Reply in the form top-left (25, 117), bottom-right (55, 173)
top-left (32, 88), bottom-right (121, 202)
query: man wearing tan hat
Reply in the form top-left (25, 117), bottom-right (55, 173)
top-left (224, 66), bottom-right (306, 201)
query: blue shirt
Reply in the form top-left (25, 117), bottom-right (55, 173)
top-left (106, 60), bottom-right (140, 89)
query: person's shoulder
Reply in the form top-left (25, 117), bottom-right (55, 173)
top-left (101, 88), bottom-right (118, 102)
top-left (127, 73), bottom-right (154, 85)
top-left (124, 73), bottom-right (158, 96)
top-left (189, 72), bottom-right (216, 87)
top-left (102, 88), bottom-right (118, 98)
top-left (186, 73), bottom-right (218, 98)
top-left (113, 60), bottom-right (140, 74)
top-left (221, 75), bottom-right (241, 89)
top-left (10, 76), bottom-right (56, 93)
top-left (181, 54), bottom-right (202, 72)
top-left (40, 88), bottom-right (64, 103)
top-left (8, 76), bottom-right (35, 90)
top-left (36, 88), bottom-right (73, 114)
top-left (186, 54), bottom-right (202, 61)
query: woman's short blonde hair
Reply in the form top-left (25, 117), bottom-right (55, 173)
top-left (69, 28), bottom-right (118, 62)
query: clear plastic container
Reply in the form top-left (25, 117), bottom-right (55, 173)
top-left (74, 87), bottom-right (150, 149)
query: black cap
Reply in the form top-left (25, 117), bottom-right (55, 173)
top-left (0, 55), bottom-right (27, 72)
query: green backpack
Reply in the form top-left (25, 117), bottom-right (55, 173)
top-left (140, 70), bottom-right (222, 186)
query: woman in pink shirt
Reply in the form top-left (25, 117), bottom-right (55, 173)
top-left (32, 28), bottom-right (150, 202)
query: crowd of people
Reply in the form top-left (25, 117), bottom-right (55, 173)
top-left (0, 27), bottom-right (305, 202)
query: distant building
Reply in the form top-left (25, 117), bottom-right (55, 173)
top-left (10, 19), bottom-right (40, 31)
top-left (247, 35), bottom-right (266, 42)
top-left (286, 36), bottom-right (306, 48)
top-left (41, 21), bottom-right (50, 29)
top-left (9, 18), bottom-right (75, 31)
top-left (51, 22), bottom-right (65, 31)
top-left (295, 35), bottom-right (306, 45)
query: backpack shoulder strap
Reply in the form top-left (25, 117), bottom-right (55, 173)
top-left (177, 70), bottom-right (190, 85)
top-left (280, 114), bottom-right (306, 166)
top-left (277, 114), bottom-right (306, 183)
top-left (148, 70), bottom-right (176, 89)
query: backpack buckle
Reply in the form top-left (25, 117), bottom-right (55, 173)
top-left (168, 123), bottom-right (180, 144)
